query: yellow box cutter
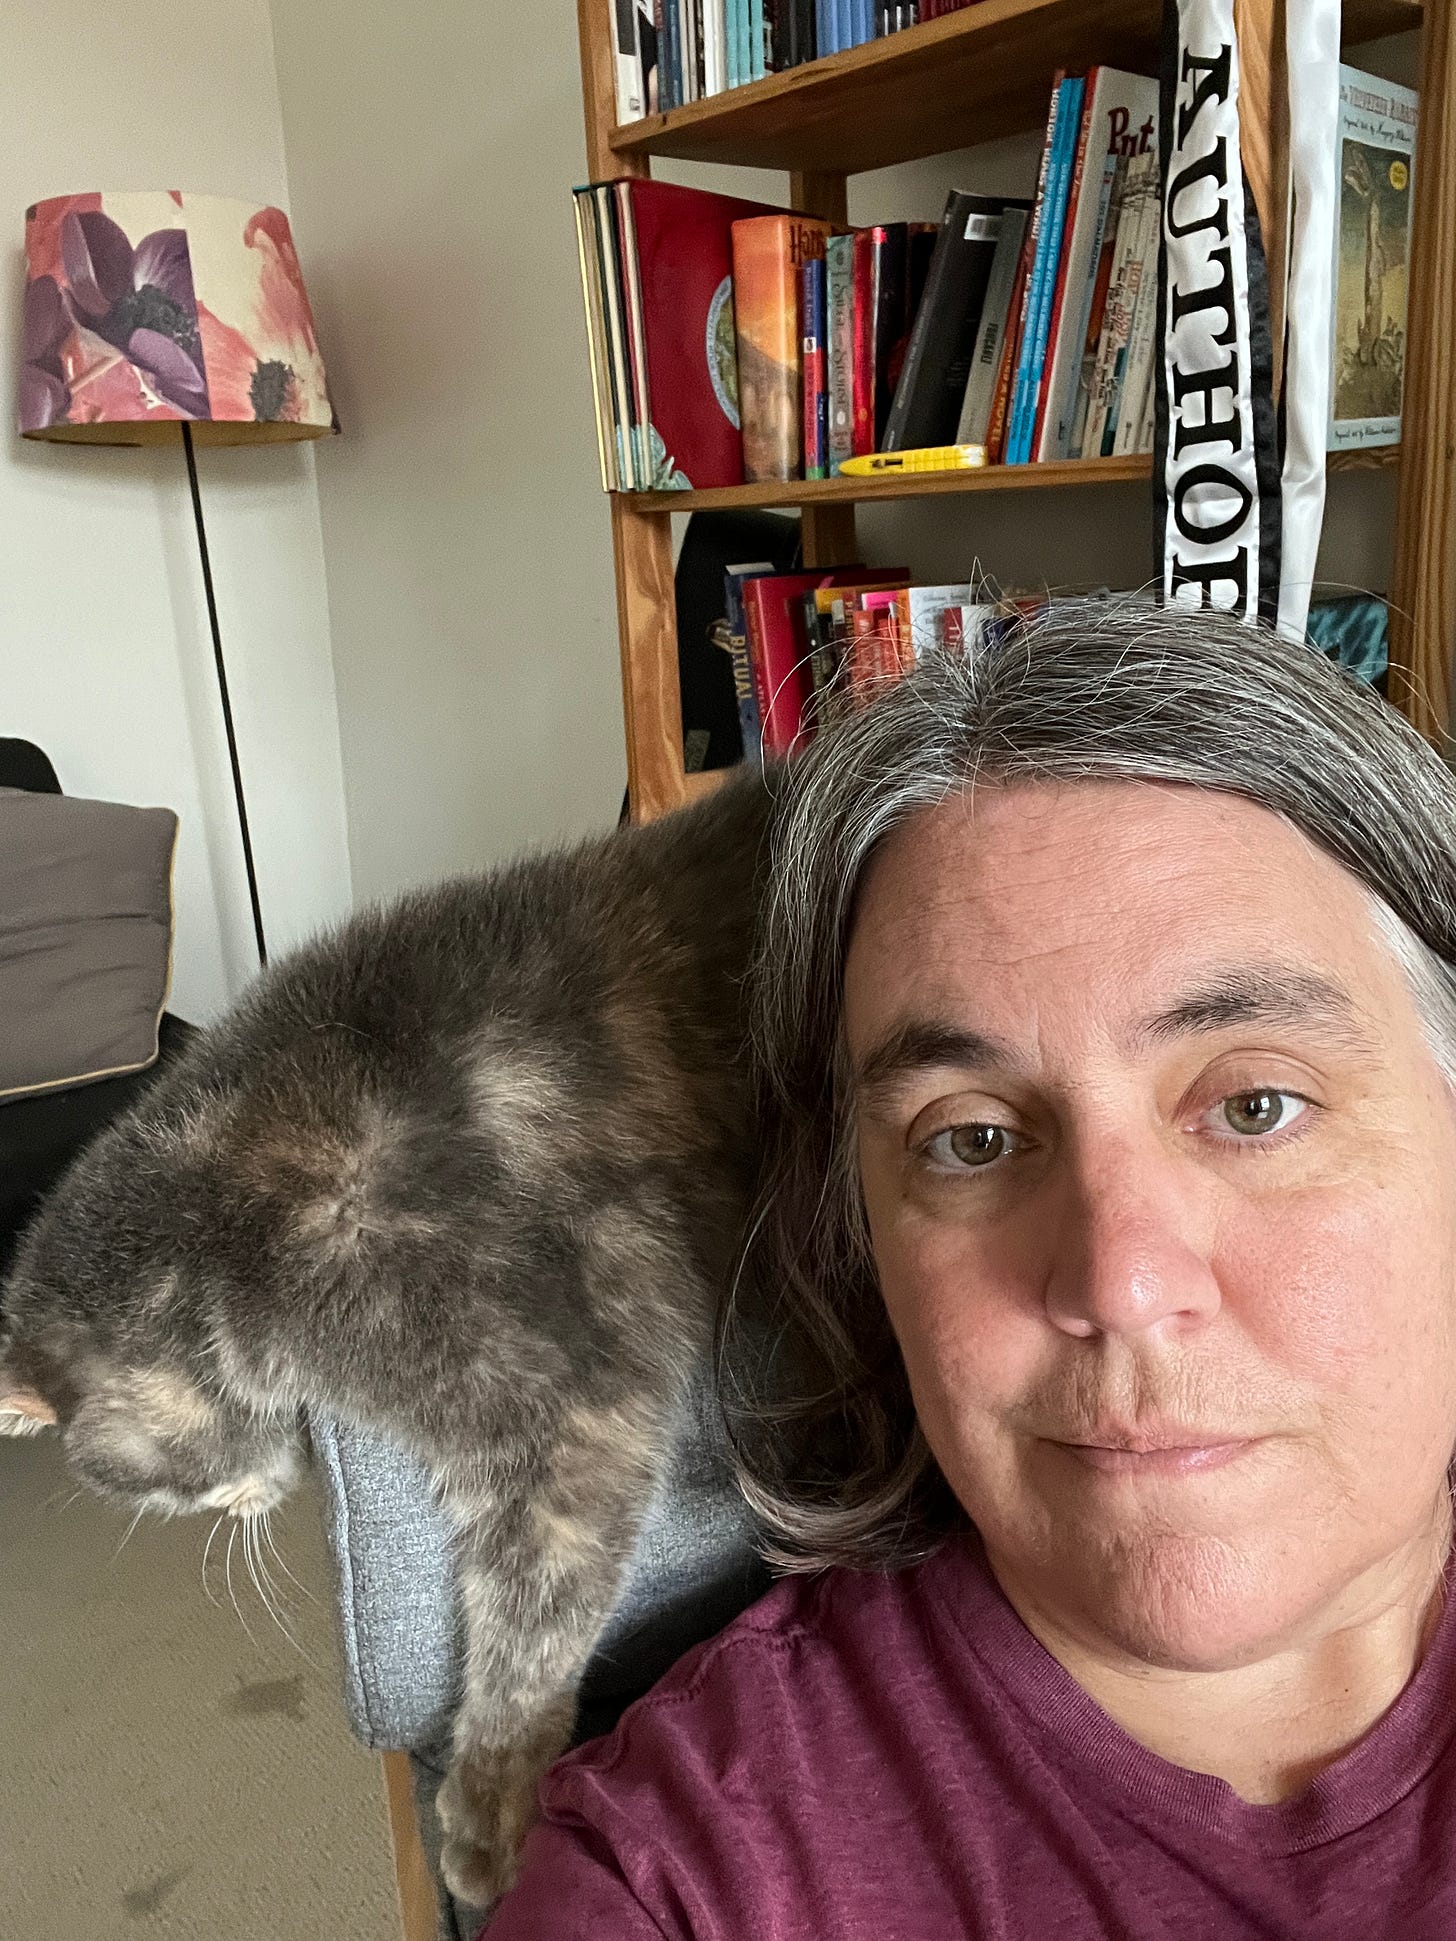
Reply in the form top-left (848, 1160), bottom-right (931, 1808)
top-left (837, 444), bottom-right (989, 476)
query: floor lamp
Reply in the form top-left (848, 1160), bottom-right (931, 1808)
top-left (18, 191), bottom-right (338, 970)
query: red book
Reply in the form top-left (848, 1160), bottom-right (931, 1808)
top-left (619, 179), bottom-right (785, 490)
top-left (851, 228), bottom-right (877, 456)
top-left (744, 567), bottom-right (908, 752)
top-left (986, 231), bottom-right (1034, 463)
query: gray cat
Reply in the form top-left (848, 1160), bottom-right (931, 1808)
top-left (0, 769), bottom-right (774, 1905)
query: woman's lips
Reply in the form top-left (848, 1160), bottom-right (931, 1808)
top-left (1053, 1439), bottom-right (1254, 1475)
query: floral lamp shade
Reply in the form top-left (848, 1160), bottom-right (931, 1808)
top-left (20, 191), bottom-right (336, 445)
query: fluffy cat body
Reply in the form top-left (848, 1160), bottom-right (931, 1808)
top-left (0, 770), bottom-right (774, 1903)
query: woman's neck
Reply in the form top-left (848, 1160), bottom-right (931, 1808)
top-left (987, 1528), bottom-right (1449, 1805)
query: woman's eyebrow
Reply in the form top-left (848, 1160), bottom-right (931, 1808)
top-left (1136, 967), bottom-right (1374, 1048)
top-left (854, 1020), bottom-right (1018, 1103)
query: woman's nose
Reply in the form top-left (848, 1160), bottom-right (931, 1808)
top-left (1041, 1139), bottom-right (1221, 1340)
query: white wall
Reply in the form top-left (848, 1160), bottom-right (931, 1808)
top-left (0, 0), bottom-right (351, 1019)
top-left (268, 0), bottom-right (629, 906)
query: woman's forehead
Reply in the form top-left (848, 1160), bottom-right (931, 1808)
top-left (843, 780), bottom-right (1399, 1057)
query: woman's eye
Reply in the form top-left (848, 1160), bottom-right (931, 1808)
top-left (1211, 1089), bottom-right (1308, 1138)
top-left (923, 1123), bottom-right (1018, 1170)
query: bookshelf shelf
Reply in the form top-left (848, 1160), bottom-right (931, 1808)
top-left (622, 445), bottom-right (1395, 516)
top-left (609, 0), bottom-right (1422, 175)
top-left (626, 455), bottom-right (1155, 514)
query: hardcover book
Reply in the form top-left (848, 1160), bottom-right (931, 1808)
top-left (1328, 64), bottom-right (1418, 451)
top-left (802, 255), bottom-right (828, 478)
top-left (883, 191), bottom-right (1028, 451)
top-left (826, 232), bottom-right (856, 471)
top-left (732, 213), bottom-right (832, 480)
top-left (619, 179), bottom-right (785, 489)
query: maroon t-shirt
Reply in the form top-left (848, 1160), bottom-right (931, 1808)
top-left (484, 1533), bottom-right (1456, 1938)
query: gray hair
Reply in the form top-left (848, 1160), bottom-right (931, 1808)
top-left (727, 600), bottom-right (1456, 1573)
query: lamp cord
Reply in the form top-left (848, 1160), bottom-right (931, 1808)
top-left (180, 421), bottom-right (269, 970)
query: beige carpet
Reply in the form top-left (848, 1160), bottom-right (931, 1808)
top-left (1, 1431), bottom-right (400, 1941)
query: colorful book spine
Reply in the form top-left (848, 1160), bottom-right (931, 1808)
top-left (851, 227), bottom-right (877, 454)
top-left (726, 0), bottom-right (741, 85)
top-left (826, 232), bottom-right (856, 472)
top-left (999, 72), bottom-right (1063, 465)
top-left (956, 206), bottom-right (1029, 445)
top-left (732, 213), bottom-right (831, 480)
top-left (802, 255), bottom-right (828, 479)
top-left (1008, 73), bottom-right (1084, 464)
top-left (1068, 154), bottom-right (1128, 458)
top-left (724, 565), bottom-right (771, 761)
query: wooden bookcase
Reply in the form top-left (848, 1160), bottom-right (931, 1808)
top-left (576, 0), bottom-right (1454, 821)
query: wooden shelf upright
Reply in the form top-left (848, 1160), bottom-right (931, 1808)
top-left (576, 0), bottom-right (1452, 821)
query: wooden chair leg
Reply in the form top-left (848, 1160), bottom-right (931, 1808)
top-left (382, 1750), bottom-right (441, 1941)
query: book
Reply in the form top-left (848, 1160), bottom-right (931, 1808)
top-left (743, 566), bottom-right (907, 751)
top-left (1328, 64), bottom-right (1418, 450)
top-left (680, 0), bottom-right (699, 100)
top-left (572, 191), bottom-right (619, 489)
top-left (1007, 72), bottom-right (1084, 464)
top-left (816, 0), bottom-right (835, 61)
top-left (613, 179), bottom-right (787, 489)
top-left (852, 224), bottom-right (910, 450)
top-left (1112, 190), bottom-right (1161, 456)
top-left (658, 0), bottom-right (679, 109)
top-left (733, 214), bottom-right (832, 480)
top-left (592, 185), bottom-right (641, 486)
top-left (723, 564), bottom-right (776, 762)
top-left (905, 582), bottom-right (974, 657)
top-left (1081, 147), bottom-right (1158, 457)
top-left (614, 183), bottom-right (655, 484)
top-left (956, 206), bottom-right (1029, 445)
top-left (727, 0), bottom-right (741, 85)
top-left (749, 0), bottom-right (766, 78)
top-left (998, 71), bottom-right (1065, 466)
top-left (802, 255), bottom-right (829, 478)
top-left (883, 191), bottom-right (1027, 451)
top-left (635, 0), bottom-right (661, 111)
top-left (1035, 67), bottom-right (1159, 460)
top-left (704, 0), bottom-right (727, 91)
top-left (614, 0), bottom-right (646, 120)
top-left (826, 232), bottom-right (856, 471)
top-left (1067, 151), bottom-right (1128, 457)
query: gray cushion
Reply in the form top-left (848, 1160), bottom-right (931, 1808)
top-left (0, 788), bottom-right (178, 1102)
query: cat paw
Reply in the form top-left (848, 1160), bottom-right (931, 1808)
top-left (436, 1718), bottom-right (570, 1908)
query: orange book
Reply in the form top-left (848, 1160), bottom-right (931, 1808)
top-left (731, 214), bottom-right (832, 483)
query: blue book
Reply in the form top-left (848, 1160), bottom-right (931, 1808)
top-left (749, 0), bottom-right (766, 77)
top-left (660, 0), bottom-right (680, 108)
top-left (727, 0), bottom-right (741, 86)
top-left (739, 0), bottom-right (754, 82)
top-left (852, 0), bottom-right (874, 44)
top-left (1008, 76), bottom-right (1083, 463)
top-left (815, 0), bottom-right (836, 56)
top-left (802, 256), bottom-right (828, 479)
top-left (724, 566), bottom-right (772, 763)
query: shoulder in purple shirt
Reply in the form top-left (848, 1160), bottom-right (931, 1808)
top-left (483, 1533), bottom-right (1456, 1940)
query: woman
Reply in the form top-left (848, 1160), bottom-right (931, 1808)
top-left (486, 604), bottom-right (1456, 1937)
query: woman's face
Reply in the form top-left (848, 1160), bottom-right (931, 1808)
top-left (844, 779), bottom-right (1456, 1671)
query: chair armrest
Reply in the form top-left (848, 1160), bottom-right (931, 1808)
top-left (310, 1416), bottom-right (461, 1753)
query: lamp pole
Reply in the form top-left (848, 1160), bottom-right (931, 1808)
top-left (180, 420), bottom-right (268, 970)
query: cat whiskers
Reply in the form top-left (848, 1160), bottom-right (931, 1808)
top-left (241, 1512), bottom-right (301, 1654)
top-left (224, 1519), bottom-right (260, 1649)
top-left (109, 1502), bottom-right (147, 1564)
top-left (201, 1513), bottom-right (227, 1609)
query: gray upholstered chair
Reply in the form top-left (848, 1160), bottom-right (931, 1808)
top-left (311, 1366), bottom-right (771, 1940)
